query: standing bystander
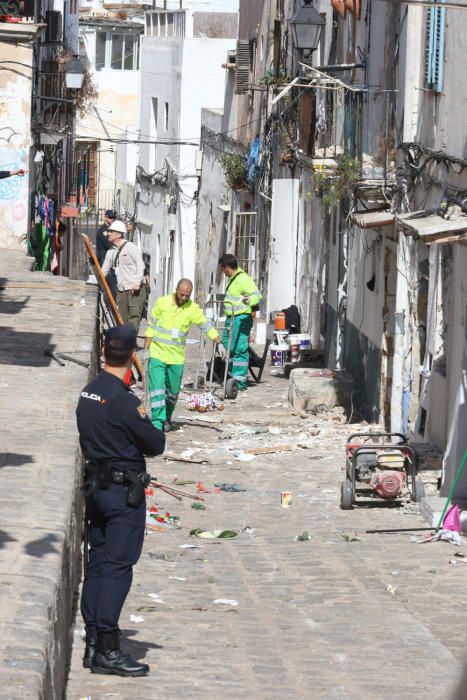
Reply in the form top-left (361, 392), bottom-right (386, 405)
top-left (101, 220), bottom-right (146, 332)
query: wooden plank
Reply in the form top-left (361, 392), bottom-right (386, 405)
top-left (81, 233), bottom-right (143, 380)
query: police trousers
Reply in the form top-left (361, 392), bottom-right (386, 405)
top-left (222, 313), bottom-right (253, 390)
top-left (81, 482), bottom-right (146, 632)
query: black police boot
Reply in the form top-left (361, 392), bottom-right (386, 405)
top-left (82, 625), bottom-right (97, 669)
top-left (91, 630), bottom-right (150, 677)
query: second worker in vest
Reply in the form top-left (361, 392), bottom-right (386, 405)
top-left (218, 253), bottom-right (262, 391)
top-left (144, 278), bottom-right (226, 432)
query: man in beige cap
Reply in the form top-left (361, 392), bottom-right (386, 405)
top-left (101, 220), bottom-right (146, 332)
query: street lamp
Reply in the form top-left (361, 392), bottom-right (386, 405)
top-left (290, 0), bottom-right (325, 54)
top-left (64, 56), bottom-right (86, 90)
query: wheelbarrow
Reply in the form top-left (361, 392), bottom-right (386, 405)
top-left (340, 432), bottom-right (425, 510)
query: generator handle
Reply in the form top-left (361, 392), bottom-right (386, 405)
top-left (346, 432), bottom-right (407, 445)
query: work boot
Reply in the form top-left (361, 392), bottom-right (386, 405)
top-left (82, 625), bottom-right (97, 669)
top-left (163, 420), bottom-right (172, 433)
top-left (91, 630), bottom-right (150, 677)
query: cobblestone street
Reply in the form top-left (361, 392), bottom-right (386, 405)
top-left (67, 345), bottom-right (466, 700)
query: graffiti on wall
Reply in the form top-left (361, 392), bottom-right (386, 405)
top-left (0, 73), bottom-right (31, 246)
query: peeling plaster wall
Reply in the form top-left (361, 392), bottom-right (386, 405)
top-left (0, 43), bottom-right (33, 249)
top-left (195, 113), bottom-right (232, 305)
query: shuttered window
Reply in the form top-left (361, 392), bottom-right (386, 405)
top-left (424, 1), bottom-right (446, 93)
top-left (235, 40), bottom-right (250, 95)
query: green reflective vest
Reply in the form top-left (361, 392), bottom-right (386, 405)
top-left (224, 269), bottom-right (262, 316)
top-left (146, 294), bottom-right (219, 365)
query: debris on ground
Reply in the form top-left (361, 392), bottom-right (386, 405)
top-left (214, 483), bottom-right (246, 492)
top-left (213, 599), bottom-right (239, 606)
top-left (295, 531), bottom-right (310, 541)
top-left (385, 585), bottom-right (397, 595)
top-left (192, 501), bottom-right (207, 509)
top-left (190, 528), bottom-right (238, 539)
top-left (130, 615), bottom-right (144, 623)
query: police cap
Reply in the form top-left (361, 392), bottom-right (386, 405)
top-left (105, 209), bottom-right (117, 219)
top-left (104, 324), bottom-right (137, 352)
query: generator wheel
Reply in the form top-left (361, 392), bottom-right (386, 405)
top-left (340, 480), bottom-right (353, 510)
top-left (413, 478), bottom-right (426, 503)
top-left (225, 378), bottom-right (238, 400)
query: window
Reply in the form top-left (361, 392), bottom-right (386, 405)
top-left (96, 32), bottom-right (106, 71)
top-left (95, 31), bottom-right (140, 71)
top-left (424, 1), bottom-right (445, 92)
top-left (164, 102), bottom-right (169, 132)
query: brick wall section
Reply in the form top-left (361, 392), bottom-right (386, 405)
top-left (0, 251), bottom-right (98, 699)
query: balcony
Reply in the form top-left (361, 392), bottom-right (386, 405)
top-left (35, 68), bottom-right (73, 133)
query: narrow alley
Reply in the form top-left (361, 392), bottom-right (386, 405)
top-left (67, 346), bottom-right (464, 700)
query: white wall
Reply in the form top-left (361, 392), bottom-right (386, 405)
top-left (267, 178), bottom-right (299, 314)
top-left (178, 37), bottom-right (234, 286)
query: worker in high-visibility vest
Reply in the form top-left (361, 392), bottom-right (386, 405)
top-left (218, 253), bottom-right (262, 391)
top-left (144, 278), bottom-right (226, 431)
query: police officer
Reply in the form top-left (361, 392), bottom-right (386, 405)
top-left (76, 324), bottom-right (165, 677)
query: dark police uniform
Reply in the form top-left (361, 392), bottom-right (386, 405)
top-left (76, 369), bottom-right (165, 637)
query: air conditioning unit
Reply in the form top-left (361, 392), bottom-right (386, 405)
top-left (46, 11), bottom-right (63, 44)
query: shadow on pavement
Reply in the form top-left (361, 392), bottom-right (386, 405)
top-left (0, 529), bottom-right (17, 550)
top-left (121, 628), bottom-right (164, 660)
top-left (0, 453), bottom-right (34, 468)
top-left (0, 328), bottom-right (54, 366)
top-left (25, 533), bottom-right (61, 558)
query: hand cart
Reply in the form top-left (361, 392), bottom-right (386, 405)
top-left (341, 432), bottom-right (425, 510)
top-left (194, 296), bottom-right (242, 400)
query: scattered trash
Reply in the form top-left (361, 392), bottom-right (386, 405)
top-left (391, 571), bottom-right (399, 576)
top-left (172, 479), bottom-right (197, 486)
top-left (192, 502), bottom-right (207, 510)
top-left (341, 533), bottom-right (360, 542)
top-left (295, 531), bottom-right (310, 541)
top-left (385, 584), bottom-right (397, 595)
top-left (147, 508), bottom-right (180, 526)
top-left (281, 491), bottom-right (292, 508)
top-left (164, 452), bottom-right (209, 465)
top-left (130, 615), bottom-right (144, 623)
top-left (181, 448), bottom-right (194, 458)
top-left (213, 599), bottom-right (239, 606)
top-left (179, 543), bottom-right (202, 549)
top-left (148, 593), bottom-right (165, 603)
top-left (187, 392), bottom-right (224, 412)
top-left (233, 451), bottom-right (256, 462)
top-left (214, 482), bottom-right (246, 492)
top-left (168, 576), bottom-right (186, 581)
top-left (239, 526), bottom-right (255, 534)
top-left (148, 552), bottom-right (170, 560)
top-left (208, 576), bottom-right (216, 583)
top-left (246, 444), bottom-right (294, 456)
top-left (190, 529), bottom-right (238, 539)
top-left (415, 529), bottom-right (463, 545)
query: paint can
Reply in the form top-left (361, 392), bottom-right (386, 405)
top-left (281, 491), bottom-right (292, 508)
top-left (288, 334), bottom-right (301, 362)
top-left (270, 344), bottom-right (287, 366)
top-left (274, 312), bottom-right (286, 330)
top-left (299, 334), bottom-right (311, 350)
top-left (274, 330), bottom-right (289, 346)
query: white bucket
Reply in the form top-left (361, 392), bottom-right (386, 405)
top-left (288, 334), bottom-right (301, 362)
top-left (270, 344), bottom-right (288, 367)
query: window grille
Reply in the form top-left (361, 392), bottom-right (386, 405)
top-left (234, 211), bottom-right (258, 281)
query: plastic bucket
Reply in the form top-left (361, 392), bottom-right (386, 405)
top-left (274, 330), bottom-right (289, 346)
top-left (270, 344), bottom-right (287, 367)
top-left (288, 334), bottom-right (301, 363)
